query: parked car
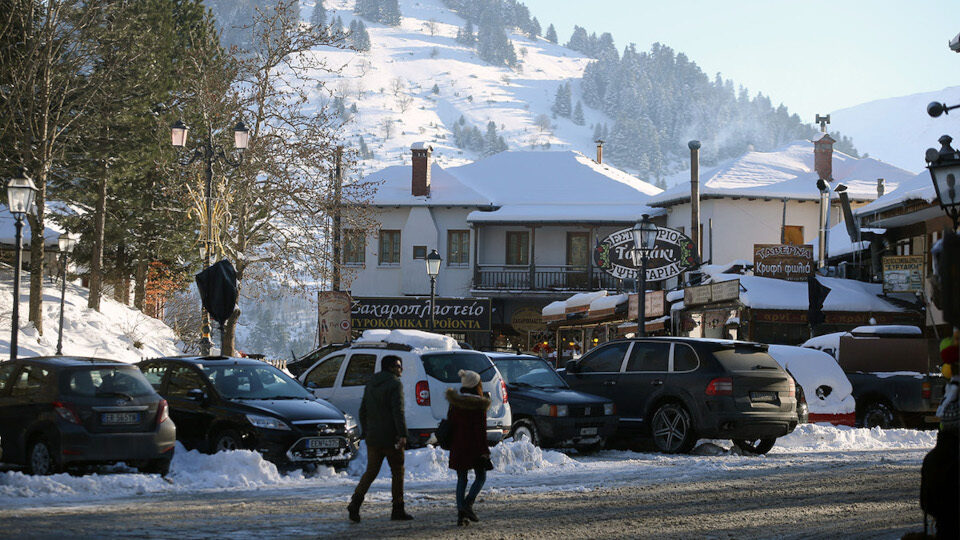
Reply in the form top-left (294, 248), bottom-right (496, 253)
top-left (767, 345), bottom-right (855, 426)
top-left (298, 334), bottom-right (512, 448)
top-left (0, 357), bottom-right (176, 475)
top-left (802, 325), bottom-right (946, 428)
top-left (563, 338), bottom-right (798, 455)
top-left (287, 343), bottom-right (349, 378)
top-left (137, 356), bottom-right (358, 468)
top-left (487, 353), bottom-right (617, 449)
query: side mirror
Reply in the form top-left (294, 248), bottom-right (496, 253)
top-left (566, 360), bottom-right (579, 373)
top-left (305, 381), bottom-right (319, 390)
top-left (187, 388), bottom-right (206, 403)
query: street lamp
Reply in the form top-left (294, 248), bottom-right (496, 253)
top-left (925, 135), bottom-right (960, 231)
top-left (630, 214), bottom-right (658, 337)
top-left (426, 249), bottom-right (442, 332)
top-left (55, 232), bottom-right (79, 356)
top-left (6, 168), bottom-right (38, 360)
top-left (171, 119), bottom-right (248, 355)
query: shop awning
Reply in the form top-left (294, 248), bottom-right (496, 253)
top-left (542, 291), bottom-right (629, 325)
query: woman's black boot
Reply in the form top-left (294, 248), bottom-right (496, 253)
top-left (463, 504), bottom-right (479, 522)
top-left (457, 510), bottom-right (469, 527)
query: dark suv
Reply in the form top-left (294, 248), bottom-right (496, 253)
top-left (563, 338), bottom-right (798, 454)
top-left (138, 356), bottom-right (358, 468)
top-left (0, 357), bottom-right (176, 475)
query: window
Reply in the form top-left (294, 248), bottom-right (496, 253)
top-left (305, 355), bottom-right (345, 389)
top-left (167, 366), bottom-right (206, 398)
top-left (413, 245), bottom-right (427, 259)
top-left (140, 363), bottom-right (169, 390)
top-left (783, 225), bottom-right (804, 245)
top-left (506, 231), bottom-right (529, 265)
top-left (578, 342), bottom-right (629, 373)
top-left (344, 229), bottom-right (365, 265)
top-left (896, 238), bottom-right (911, 256)
top-left (0, 363), bottom-right (18, 393)
top-left (421, 352), bottom-right (496, 382)
top-left (673, 344), bottom-right (700, 372)
top-left (65, 368), bottom-right (154, 398)
top-left (10, 365), bottom-right (51, 399)
top-left (342, 354), bottom-right (378, 387)
top-left (625, 342), bottom-right (671, 372)
top-left (379, 230), bottom-right (401, 265)
top-left (447, 230), bottom-right (470, 266)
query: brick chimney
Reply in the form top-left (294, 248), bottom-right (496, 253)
top-left (411, 142), bottom-right (432, 196)
top-left (814, 133), bottom-right (836, 181)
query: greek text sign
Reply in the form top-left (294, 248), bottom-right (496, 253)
top-left (593, 226), bottom-right (698, 282)
top-left (753, 244), bottom-right (814, 281)
top-left (882, 255), bottom-right (924, 293)
top-left (352, 297), bottom-right (491, 332)
top-left (684, 279), bottom-right (741, 307)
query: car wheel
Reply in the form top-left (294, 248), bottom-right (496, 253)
top-left (510, 419), bottom-right (539, 446)
top-left (138, 457), bottom-right (172, 476)
top-left (27, 437), bottom-right (61, 476)
top-left (651, 402), bottom-right (696, 454)
top-left (732, 438), bottom-right (776, 455)
top-left (859, 401), bottom-right (899, 429)
top-left (210, 429), bottom-right (243, 453)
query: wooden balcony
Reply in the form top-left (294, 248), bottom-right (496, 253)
top-left (473, 264), bottom-right (633, 292)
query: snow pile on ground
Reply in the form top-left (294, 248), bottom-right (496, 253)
top-left (767, 345), bottom-right (855, 415)
top-left (358, 329), bottom-right (460, 352)
top-left (491, 439), bottom-right (577, 473)
top-left (0, 267), bottom-right (181, 362)
top-left (775, 423), bottom-right (937, 452)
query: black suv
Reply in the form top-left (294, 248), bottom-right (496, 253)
top-left (488, 353), bottom-right (617, 449)
top-left (0, 357), bottom-right (176, 475)
top-left (137, 356), bottom-right (358, 467)
top-left (564, 338), bottom-right (798, 454)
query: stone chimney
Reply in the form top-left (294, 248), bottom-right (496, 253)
top-left (411, 142), bottom-right (433, 197)
top-left (689, 140), bottom-right (701, 260)
top-left (814, 132), bottom-right (836, 181)
top-left (877, 178), bottom-right (885, 198)
top-left (595, 139), bottom-right (604, 164)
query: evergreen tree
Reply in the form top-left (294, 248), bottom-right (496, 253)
top-left (552, 82), bottom-right (571, 117)
top-left (431, 83), bottom-right (440, 94)
top-left (566, 25), bottom-right (589, 51)
top-left (477, 22), bottom-right (516, 67)
top-left (350, 19), bottom-right (371, 50)
top-left (456, 20), bottom-right (476, 45)
top-left (573, 101), bottom-right (585, 125)
top-left (545, 23), bottom-right (557, 44)
top-left (529, 16), bottom-right (541, 38)
top-left (483, 121), bottom-right (507, 155)
top-left (331, 15), bottom-right (343, 33)
top-left (358, 135), bottom-right (372, 159)
top-left (311, 0), bottom-right (326, 27)
top-left (379, 0), bottom-right (401, 26)
top-left (593, 123), bottom-right (603, 140)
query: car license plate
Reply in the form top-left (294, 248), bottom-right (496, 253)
top-left (580, 427), bottom-right (598, 436)
top-left (101, 412), bottom-right (139, 425)
top-left (750, 391), bottom-right (778, 403)
top-left (306, 438), bottom-right (340, 449)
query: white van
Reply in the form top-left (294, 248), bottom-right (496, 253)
top-left (298, 332), bottom-right (511, 447)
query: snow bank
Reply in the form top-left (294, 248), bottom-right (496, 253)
top-left (851, 325), bottom-right (922, 335)
top-left (768, 345), bottom-right (855, 415)
top-left (357, 329), bottom-right (459, 352)
top-left (776, 423), bottom-right (937, 452)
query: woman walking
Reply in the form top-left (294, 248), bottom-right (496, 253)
top-left (445, 369), bottom-right (492, 526)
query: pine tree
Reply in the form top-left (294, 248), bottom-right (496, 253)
top-left (573, 100), bottom-right (585, 125)
top-left (552, 82), bottom-right (571, 117)
top-left (483, 121), bottom-right (502, 156)
top-left (311, 0), bottom-right (326, 27)
top-left (379, 0), bottom-right (401, 26)
top-left (566, 25), bottom-right (589, 52)
top-left (431, 83), bottom-right (440, 94)
top-left (545, 23), bottom-right (558, 44)
top-left (529, 16), bottom-right (541, 38)
top-left (456, 20), bottom-right (476, 45)
top-left (331, 15), bottom-right (343, 33)
top-left (359, 135), bottom-right (372, 159)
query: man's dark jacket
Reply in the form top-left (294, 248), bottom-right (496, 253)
top-left (359, 370), bottom-right (407, 448)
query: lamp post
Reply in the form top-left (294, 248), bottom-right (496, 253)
top-left (426, 249), bottom-right (442, 332)
top-left (6, 169), bottom-right (38, 360)
top-left (925, 135), bottom-right (960, 231)
top-left (171, 119), bottom-right (249, 355)
top-left (55, 232), bottom-right (79, 356)
top-left (630, 214), bottom-right (658, 337)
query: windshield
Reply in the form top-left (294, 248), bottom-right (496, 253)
top-left (63, 367), bottom-right (155, 398)
top-left (421, 352), bottom-right (497, 383)
top-left (493, 357), bottom-right (567, 389)
top-left (202, 364), bottom-right (312, 400)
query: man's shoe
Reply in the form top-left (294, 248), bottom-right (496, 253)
top-left (391, 505), bottom-right (414, 521)
top-left (347, 500), bottom-right (361, 523)
top-left (463, 504), bottom-right (479, 522)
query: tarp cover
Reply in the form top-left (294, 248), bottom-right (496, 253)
top-left (195, 259), bottom-right (238, 327)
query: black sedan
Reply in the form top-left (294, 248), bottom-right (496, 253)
top-left (487, 353), bottom-right (618, 449)
top-left (137, 356), bottom-right (358, 468)
top-left (0, 357), bottom-right (176, 475)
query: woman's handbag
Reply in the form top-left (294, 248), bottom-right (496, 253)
top-left (477, 454), bottom-right (494, 471)
top-left (435, 419), bottom-right (452, 450)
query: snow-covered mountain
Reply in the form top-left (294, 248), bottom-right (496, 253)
top-left (301, 0), bottom-right (611, 176)
top-left (831, 86), bottom-right (960, 173)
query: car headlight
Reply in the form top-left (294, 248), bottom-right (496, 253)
top-left (246, 414), bottom-right (291, 431)
top-left (344, 413), bottom-right (357, 432)
top-left (535, 404), bottom-right (568, 417)
top-left (604, 403), bottom-right (615, 415)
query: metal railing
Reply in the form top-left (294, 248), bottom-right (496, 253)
top-left (474, 264), bottom-right (634, 292)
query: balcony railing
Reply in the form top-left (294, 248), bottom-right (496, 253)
top-left (473, 264), bottom-right (634, 292)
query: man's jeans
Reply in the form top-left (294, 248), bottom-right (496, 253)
top-left (352, 445), bottom-right (405, 505)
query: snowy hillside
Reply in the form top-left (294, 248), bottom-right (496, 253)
top-left (301, 0), bottom-right (609, 176)
top-left (0, 266), bottom-right (181, 362)
top-left (831, 85), bottom-right (960, 173)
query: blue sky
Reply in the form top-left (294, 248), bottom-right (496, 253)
top-left (521, 0), bottom-right (958, 122)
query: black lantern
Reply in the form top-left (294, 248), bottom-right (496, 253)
top-left (426, 249), bottom-right (442, 332)
top-left (926, 134), bottom-right (960, 230)
top-left (6, 168), bottom-right (37, 360)
top-left (233, 121), bottom-right (250, 150)
top-left (170, 120), bottom-right (189, 148)
top-left (629, 214), bottom-right (658, 337)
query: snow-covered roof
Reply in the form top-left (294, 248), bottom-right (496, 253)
top-left (357, 329), bottom-right (460, 352)
top-left (809, 222), bottom-right (884, 258)
top-left (854, 171), bottom-right (936, 215)
top-left (367, 163), bottom-right (491, 206)
top-left (0, 205), bottom-right (64, 248)
top-left (648, 140), bottom-right (915, 207)
top-left (709, 273), bottom-right (910, 312)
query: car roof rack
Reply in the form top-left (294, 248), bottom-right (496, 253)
top-left (350, 341), bottom-right (414, 352)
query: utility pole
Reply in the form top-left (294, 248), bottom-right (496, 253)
top-left (332, 146), bottom-right (343, 291)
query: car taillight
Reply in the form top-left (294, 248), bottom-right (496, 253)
top-left (705, 377), bottom-right (733, 396)
top-left (416, 381), bottom-right (430, 406)
top-left (52, 401), bottom-right (81, 424)
top-left (786, 376), bottom-right (796, 398)
top-left (500, 379), bottom-right (508, 403)
top-left (922, 381), bottom-right (931, 400)
top-left (157, 399), bottom-right (169, 424)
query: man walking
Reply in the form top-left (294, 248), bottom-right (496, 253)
top-left (347, 355), bottom-right (413, 522)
